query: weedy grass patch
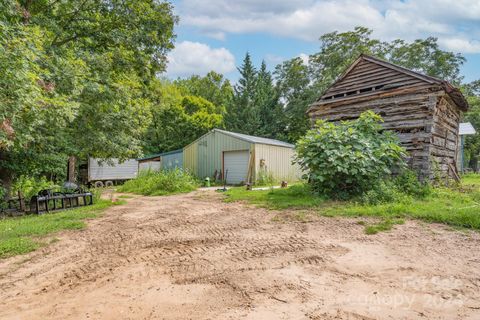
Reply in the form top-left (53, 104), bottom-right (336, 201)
top-left (324, 187), bottom-right (480, 230)
top-left (225, 174), bottom-right (480, 234)
top-left (225, 184), bottom-right (325, 210)
top-left (462, 173), bottom-right (480, 187)
top-left (117, 169), bottom-right (199, 196)
top-left (0, 199), bottom-right (114, 259)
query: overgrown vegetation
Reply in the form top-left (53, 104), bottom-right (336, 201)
top-left (11, 176), bottom-right (58, 200)
top-left (117, 169), bottom-right (199, 196)
top-left (256, 169), bottom-right (276, 187)
top-left (0, 199), bottom-right (115, 258)
top-left (2, 9), bottom-right (478, 199)
top-left (360, 170), bottom-right (432, 205)
top-left (225, 184), bottom-right (324, 210)
top-left (1, 0), bottom-right (177, 194)
top-left (225, 174), bottom-right (480, 234)
top-left (295, 111), bottom-right (406, 199)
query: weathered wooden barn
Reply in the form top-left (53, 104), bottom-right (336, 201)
top-left (307, 54), bottom-right (469, 179)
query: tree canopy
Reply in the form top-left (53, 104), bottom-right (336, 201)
top-left (275, 27), bottom-right (467, 142)
top-left (1, 11), bottom-right (478, 193)
top-left (0, 0), bottom-right (177, 188)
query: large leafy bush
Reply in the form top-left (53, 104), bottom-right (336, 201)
top-left (295, 111), bottom-right (406, 199)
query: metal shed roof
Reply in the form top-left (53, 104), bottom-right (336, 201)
top-left (137, 149), bottom-right (183, 161)
top-left (459, 122), bottom-right (476, 135)
top-left (213, 129), bottom-right (295, 148)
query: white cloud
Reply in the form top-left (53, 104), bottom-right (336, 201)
top-left (177, 0), bottom-right (480, 53)
top-left (439, 38), bottom-right (480, 53)
top-left (265, 54), bottom-right (285, 65)
top-left (167, 41), bottom-right (236, 77)
top-left (298, 53), bottom-right (310, 65)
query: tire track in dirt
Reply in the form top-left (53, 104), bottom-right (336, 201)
top-left (1, 190), bottom-right (480, 319)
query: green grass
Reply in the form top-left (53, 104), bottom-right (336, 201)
top-left (323, 187), bottom-right (480, 229)
top-left (224, 184), bottom-right (325, 210)
top-left (117, 169), bottom-right (199, 196)
top-left (224, 175), bottom-right (480, 234)
top-left (0, 199), bottom-right (114, 259)
top-left (462, 173), bottom-right (480, 186)
top-left (364, 218), bottom-right (405, 234)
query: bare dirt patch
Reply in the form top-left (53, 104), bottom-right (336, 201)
top-left (1, 190), bottom-right (479, 319)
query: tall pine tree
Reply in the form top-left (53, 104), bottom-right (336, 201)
top-left (226, 55), bottom-right (284, 138)
top-left (226, 53), bottom-right (259, 134)
top-left (255, 61), bottom-right (285, 138)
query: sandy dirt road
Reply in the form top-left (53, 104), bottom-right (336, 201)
top-left (0, 190), bottom-right (479, 319)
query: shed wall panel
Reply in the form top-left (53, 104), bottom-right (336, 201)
top-left (183, 143), bottom-right (198, 174)
top-left (254, 144), bottom-right (302, 182)
top-left (139, 161), bottom-right (161, 172)
top-left (161, 151), bottom-right (183, 170)
top-left (184, 131), bottom-right (251, 178)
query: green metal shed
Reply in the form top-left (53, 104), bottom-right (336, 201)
top-left (183, 129), bottom-right (302, 184)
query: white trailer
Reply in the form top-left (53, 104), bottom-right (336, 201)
top-left (88, 158), bottom-right (138, 187)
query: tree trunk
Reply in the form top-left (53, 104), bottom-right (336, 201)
top-left (67, 156), bottom-right (77, 182)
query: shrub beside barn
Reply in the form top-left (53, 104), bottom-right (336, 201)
top-left (307, 54), bottom-right (469, 180)
top-left (183, 129), bottom-right (302, 184)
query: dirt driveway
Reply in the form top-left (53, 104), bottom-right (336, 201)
top-left (0, 190), bottom-right (479, 319)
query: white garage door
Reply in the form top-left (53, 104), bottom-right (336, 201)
top-left (224, 150), bottom-right (250, 185)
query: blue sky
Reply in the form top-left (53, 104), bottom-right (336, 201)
top-left (167, 0), bottom-right (480, 83)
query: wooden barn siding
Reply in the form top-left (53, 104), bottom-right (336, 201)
top-left (429, 96), bottom-right (461, 177)
top-left (322, 59), bottom-right (426, 99)
top-left (309, 91), bottom-right (444, 178)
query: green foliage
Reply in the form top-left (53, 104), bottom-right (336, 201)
top-left (462, 173), bottom-right (480, 186)
top-left (255, 61), bottom-right (286, 139)
top-left (118, 169), bottom-right (199, 196)
top-left (274, 57), bottom-right (317, 142)
top-left (274, 27), bottom-right (466, 143)
top-left (11, 176), bottom-right (57, 200)
top-left (175, 71), bottom-right (233, 115)
top-left (226, 53), bottom-right (259, 134)
top-left (225, 184), bottom-right (324, 210)
top-left (462, 81), bottom-right (480, 171)
top-left (0, 186), bottom-right (6, 209)
top-left (143, 80), bottom-right (224, 154)
top-left (226, 54), bottom-right (283, 138)
top-left (256, 169), bottom-right (275, 187)
top-left (0, 0), bottom-right (177, 191)
top-left (0, 199), bottom-right (113, 258)
top-left (225, 175), bottom-right (480, 233)
top-left (295, 111), bottom-right (406, 199)
top-left (324, 185), bottom-right (480, 230)
top-left (394, 170), bottom-right (432, 198)
top-left (360, 181), bottom-right (411, 205)
top-left (360, 170), bottom-right (431, 205)
top-left (364, 219), bottom-right (405, 235)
